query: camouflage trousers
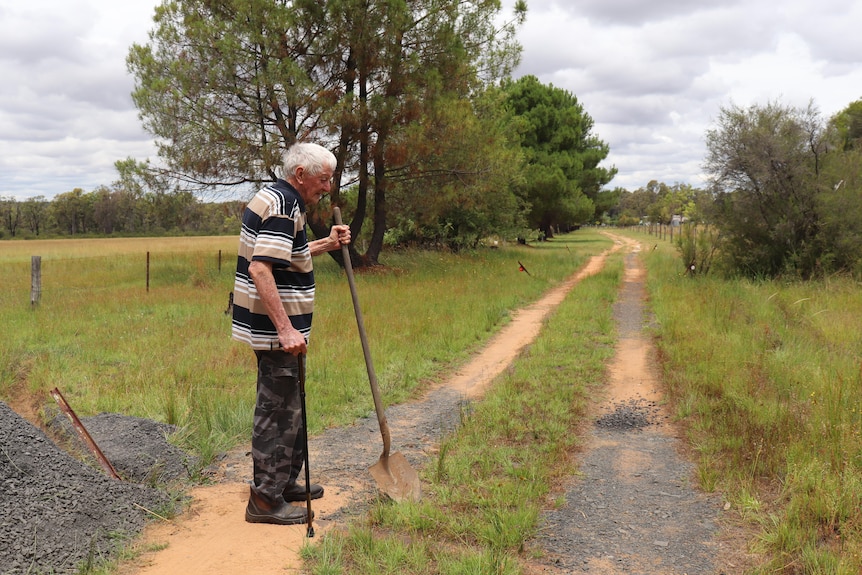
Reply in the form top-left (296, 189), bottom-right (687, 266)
top-left (251, 351), bottom-right (306, 503)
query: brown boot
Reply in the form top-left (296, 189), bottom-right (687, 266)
top-left (283, 482), bottom-right (324, 502)
top-left (245, 486), bottom-right (311, 525)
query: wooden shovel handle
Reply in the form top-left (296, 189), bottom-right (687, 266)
top-left (333, 208), bottom-right (391, 457)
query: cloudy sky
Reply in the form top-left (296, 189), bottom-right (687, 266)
top-left (1, 0), bottom-right (860, 200)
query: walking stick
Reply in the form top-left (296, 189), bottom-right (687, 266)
top-left (297, 353), bottom-right (314, 537)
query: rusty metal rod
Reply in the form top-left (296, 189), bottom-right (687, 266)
top-left (50, 387), bottom-right (121, 480)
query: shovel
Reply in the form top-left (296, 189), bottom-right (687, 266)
top-left (333, 207), bottom-right (421, 503)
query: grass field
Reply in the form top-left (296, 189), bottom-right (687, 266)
top-left (0, 233), bottom-right (606, 465)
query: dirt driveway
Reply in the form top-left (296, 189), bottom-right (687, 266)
top-left (121, 234), bottom-right (745, 575)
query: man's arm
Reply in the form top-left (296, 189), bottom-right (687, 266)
top-left (247, 260), bottom-right (307, 355)
top-left (309, 224), bottom-right (351, 256)
top-left (248, 224), bottom-right (349, 354)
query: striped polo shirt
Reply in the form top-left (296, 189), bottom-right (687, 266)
top-left (231, 179), bottom-right (314, 350)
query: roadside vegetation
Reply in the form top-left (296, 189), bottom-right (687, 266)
top-left (624, 228), bottom-right (862, 574)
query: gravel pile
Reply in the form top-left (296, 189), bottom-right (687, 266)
top-left (0, 401), bottom-right (188, 575)
top-left (595, 397), bottom-right (663, 430)
top-left (49, 411), bottom-right (197, 485)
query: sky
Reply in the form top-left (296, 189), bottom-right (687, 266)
top-left (1, 0), bottom-right (860, 200)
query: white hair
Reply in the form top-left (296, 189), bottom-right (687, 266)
top-left (282, 142), bottom-right (336, 178)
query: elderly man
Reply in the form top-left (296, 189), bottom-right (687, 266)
top-left (232, 142), bottom-right (351, 525)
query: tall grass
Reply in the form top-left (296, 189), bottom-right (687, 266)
top-left (0, 233), bottom-right (609, 468)
top-left (620, 228), bottom-right (862, 574)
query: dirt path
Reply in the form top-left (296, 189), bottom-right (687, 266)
top-left (526, 240), bottom-right (746, 575)
top-left (121, 234), bottom-right (738, 575)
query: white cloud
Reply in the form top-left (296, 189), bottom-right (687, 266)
top-left (504, 0), bottom-right (862, 191)
top-left (0, 0), bottom-right (158, 199)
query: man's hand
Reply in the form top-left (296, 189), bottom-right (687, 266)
top-left (310, 224), bottom-right (351, 256)
top-left (278, 327), bottom-right (307, 355)
top-left (331, 224), bottom-right (351, 247)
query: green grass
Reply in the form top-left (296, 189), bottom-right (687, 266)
top-left (10, 227), bottom-right (862, 573)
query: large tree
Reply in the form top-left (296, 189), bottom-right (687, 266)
top-left (385, 86), bottom-right (528, 249)
top-left (21, 196), bottom-right (49, 236)
top-left (704, 101), bottom-right (828, 278)
top-left (50, 189), bottom-right (94, 236)
top-left (128, 0), bottom-right (525, 265)
top-left (0, 197), bottom-right (22, 238)
top-left (502, 75), bottom-right (615, 237)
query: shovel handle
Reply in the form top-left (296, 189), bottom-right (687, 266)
top-left (333, 207), bottom-right (391, 458)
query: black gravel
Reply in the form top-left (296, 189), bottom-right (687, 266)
top-left (537, 378), bottom-right (724, 574)
top-left (537, 427), bottom-right (722, 574)
top-left (595, 397), bottom-right (664, 430)
top-left (0, 401), bottom-right (187, 575)
top-left (48, 411), bottom-right (197, 485)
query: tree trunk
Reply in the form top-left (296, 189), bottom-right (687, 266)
top-left (365, 148), bottom-right (387, 266)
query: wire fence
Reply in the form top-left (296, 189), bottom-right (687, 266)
top-left (1, 249), bottom-right (235, 308)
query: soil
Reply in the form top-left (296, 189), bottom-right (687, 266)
top-left (1, 233), bottom-right (755, 575)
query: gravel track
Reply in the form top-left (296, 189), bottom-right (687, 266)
top-left (525, 247), bottom-right (727, 574)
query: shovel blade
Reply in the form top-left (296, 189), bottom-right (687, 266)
top-left (369, 452), bottom-right (421, 503)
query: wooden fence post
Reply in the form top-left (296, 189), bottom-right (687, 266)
top-left (146, 251), bottom-right (150, 292)
top-left (31, 256), bottom-right (41, 308)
